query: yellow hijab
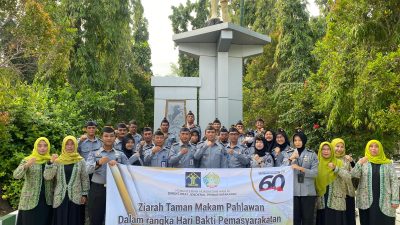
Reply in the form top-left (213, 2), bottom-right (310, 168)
top-left (365, 140), bottom-right (392, 164)
top-left (315, 142), bottom-right (343, 196)
top-left (331, 138), bottom-right (345, 158)
top-left (55, 136), bottom-right (83, 165)
top-left (24, 137), bottom-right (51, 164)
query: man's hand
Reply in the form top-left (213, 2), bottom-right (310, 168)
top-left (180, 148), bottom-right (189, 155)
top-left (98, 156), bottom-right (110, 165)
top-left (108, 160), bottom-right (117, 166)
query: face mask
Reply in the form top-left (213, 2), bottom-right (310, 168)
top-left (245, 137), bottom-right (253, 143)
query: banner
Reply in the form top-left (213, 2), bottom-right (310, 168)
top-left (106, 165), bottom-right (293, 225)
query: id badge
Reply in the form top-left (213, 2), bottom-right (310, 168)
top-left (161, 160), bottom-right (167, 168)
top-left (189, 159), bottom-right (194, 166)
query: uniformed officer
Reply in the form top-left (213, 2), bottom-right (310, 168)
top-left (273, 128), bottom-right (291, 166)
top-left (160, 117), bottom-right (176, 147)
top-left (235, 120), bottom-right (246, 144)
top-left (217, 126), bottom-right (229, 147)
top-left (225, 127), bottom-right (251, 168)
top-left (78, 121), bottom-right (102, 161)
top-left (194, 125), bottom-right (227, 168)
top-left (86, 127), bottom-right (137, 225)
top-left (168, 127), bottom-right (197, 168)
top-left (113, 123), bottom-right (128, 151)
top-left (144, 129), bottom-right (170, 167)
top-left (212, 118), bottom-right (222, 136)
top-left (254, 118), bottom-right (265, 137)
top-left (135, 127), bottom-right (154, 153)
top-left (127, 120), bottom-right (142, 149)
top-left (282, 128), bottom-right (318, 225)
top-left (189, 129), bottom-right (200, 145)
top-left (184, 111), bottom-right (202, 140)
top-left (249, 135), bottom-right (274, 168)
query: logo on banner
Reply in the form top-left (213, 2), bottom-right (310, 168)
top-left (250, 167), bottom-right (293, 203)
top-left (203, 172), bottom-right (220, 188)
top-left (259, 174), bottom-right (285, 192)
top-left (185, 172), bottom-right (201, 188)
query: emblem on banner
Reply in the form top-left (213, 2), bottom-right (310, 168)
top-left (185, 172), bottom-right (201, 188)
top-left (203, 172), bottom-right (220, 188)
top-left (259, 174), bottom-right (285, 192)
top-left (250, 167), bottom-right (293, 204)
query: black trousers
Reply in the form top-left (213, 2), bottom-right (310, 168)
top-left (88, 183), bottom-right (106, 225)
top-left (294, 196), bottom-right (316, 225)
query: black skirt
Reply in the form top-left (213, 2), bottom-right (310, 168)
top-left (316, 208), bottom-right (346, 225)
top-left (52, 198), bottom-right (83, 225)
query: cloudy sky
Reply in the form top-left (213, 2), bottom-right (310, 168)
top-left (142, 0), bottom-right (319, 76)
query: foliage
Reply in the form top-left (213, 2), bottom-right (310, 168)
top-left (169, 0), bottom-right (208, 77)
top-left (0, 71), bottom-right (120, 208)
top-left (0, 0), bottom-right (154, 208)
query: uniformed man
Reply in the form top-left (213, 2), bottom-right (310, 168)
top-left (194, 125), bottom-right (227, 168)
top-left (78, 121), bottom-right (102, 161)
top-left (86, 127), bottom-right (137, 225)
top-left (254, 118), bottom-right (265, 137)
top-left (144, 129), bottom-right (170, 167)
top-left (212, 118), bottom-right (222, 136)
top-left (217, 126), bottom-right (229, 147)
top-left (127, 120), bottom-right (142, 149)
top-left (225, 127), bottom-right (251, 168)
top-left (184, 110), bottom-right (202, 140)
top-left (113, 123), bottom-right (128, 151)
top-left (160, 117), bottom-right (176, 147)
top-left (135, 127), bottom-right (154, 152)
top-left (168, 127), bottom-right (197, 168)
top-left (236, 120), bottom-right (246, 144)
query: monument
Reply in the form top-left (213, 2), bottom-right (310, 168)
top-left (152, 2), bottom-right (270, 134)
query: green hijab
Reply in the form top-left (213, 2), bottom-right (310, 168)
top-left (365, 140), bottom-right (392, 164)
top-left (331, 138), bottom-right (345, 158)
top-left (315, 142), bottom-right (343, 196)
top-left (24, 137), bottom-right (51, 164)
top-left (55, 136), bottom-right (83, 165)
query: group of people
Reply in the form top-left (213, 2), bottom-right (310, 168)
top-left (14, 111), bottom-right (399, 225)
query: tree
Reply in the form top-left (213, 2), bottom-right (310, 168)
top-left (169, 0), bottom-right (208, 77)
top-left (309, 0), bottom-right (400, 154)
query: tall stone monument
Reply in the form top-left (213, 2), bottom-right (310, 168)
top-left (152, 10), bottom-right (270, 133)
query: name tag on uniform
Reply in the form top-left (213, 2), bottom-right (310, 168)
top-left (161, 161), bottom-right (167, 168)
top-left (189, 159), bottom-right (194, 166)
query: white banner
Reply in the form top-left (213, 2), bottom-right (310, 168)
top-left (106, 165), bottom-right (293, 225)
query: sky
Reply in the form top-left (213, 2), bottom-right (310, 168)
top-left (142, 0), bottom-right (320, 76)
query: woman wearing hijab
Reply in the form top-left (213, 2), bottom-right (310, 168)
top-left (13, 137), bottom-right (54, 225)
top-left (250, 135), bottom-right (274, 168)
top-left (44, 136), bottom-right (90, 225)
top-left (351, 140), bottom-right (399, 225)
top-left (273, 128), bottom-right (290, 166)
top-left (121, 135), bottom-right (143, 166)
top-left (315, 142), bottom-right (351, 225)
top-left (282, 128), bottom-right (318, 225)
top-left (331, 138), bottom-right (356, 225)
top-left (264, 129), bottom-right (276, 154)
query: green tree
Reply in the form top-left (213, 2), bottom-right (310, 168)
top-left (309, 0), bottom-right (400, 155)
top-left (169, 0), bottom-right (208, 77)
